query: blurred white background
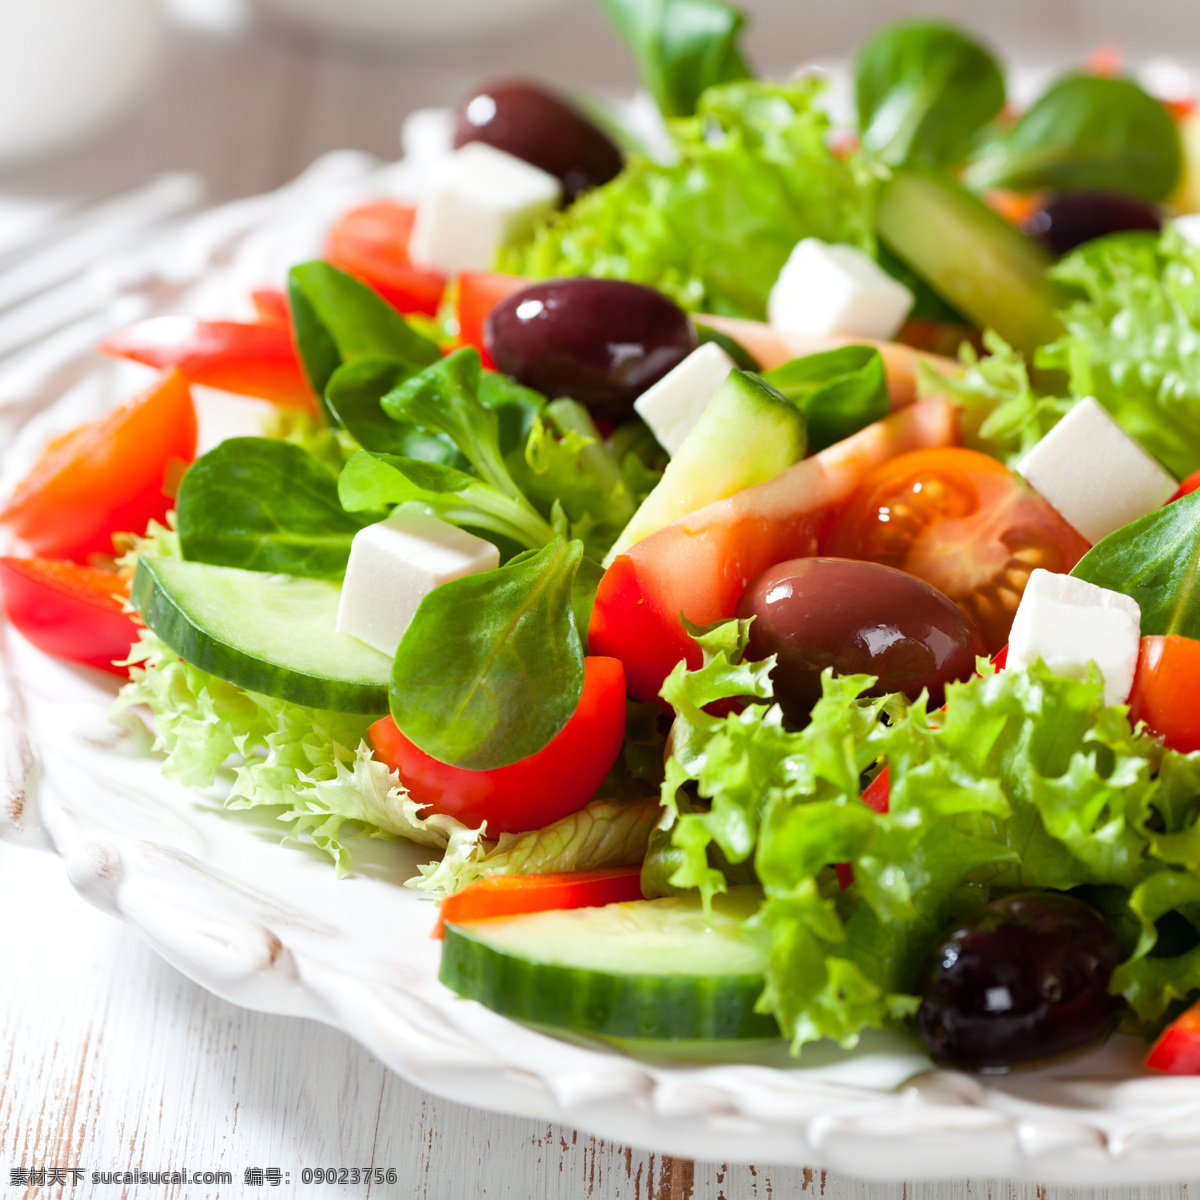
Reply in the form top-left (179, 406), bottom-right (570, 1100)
top-left (1, 0), bottom-right (1198, 203)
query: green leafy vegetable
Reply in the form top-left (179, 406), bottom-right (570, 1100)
top-left (918, 332), bottom-right (1073, 466)
top-left (287, 261), bottom-right (441, 404)
top-left (658, 622), bottom-right (1200, 1051)
top-left (175, 438), bottom-right (372, 579)
top-left (963, 73), bottom-right (1182, 201)
top-left (1039, 230), bottom-right (1200, 479)
top-left (764, 346), bottom-right (890, 452)
top-left (1072, 489), bottom-right (1200, 639)
top-left (502, 80), bottom-right (876, 320)
top-left (389, 537), bottom-right (586, 771)
top-left (854, 20), bottom-right (1005, 168)
top-left (114, 631), bottom-right (467, 874)
top-left (598, 0), bottom-right (752, 119)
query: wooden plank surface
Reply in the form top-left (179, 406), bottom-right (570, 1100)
top-left (0, 3), bottom-right (1198, 1195)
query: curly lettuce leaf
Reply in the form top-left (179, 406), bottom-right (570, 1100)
top-left (1039, 229), bottom-right (1200, 479)
top-left (501, 79), bottom-right (876, 319)
top-left (661, 622), bottom-right (1200, 1051)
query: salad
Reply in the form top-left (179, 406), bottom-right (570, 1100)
top-left (6, 0), bottom-right (1200, 1078)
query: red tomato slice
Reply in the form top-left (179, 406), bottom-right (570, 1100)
top-left (250, 288), bottom-right (291, 330)
top-left (0, 558), bottom-right (139, 675)
top-left (0, 370), bottom-right (197, 562)
top-left (434, 867), bottom-right (644, 938)
top-left (1129, 635), bottom-right (1200, 754)
top-left (1146, 999), bottom-right (1200, 1074)
top-left (588, 396), bottom-right (959, 704)
top-left (101, 316), bottom-right (315, 410)
top-left (824, 447), bottom-right (1090, 654)
top-left (324, 201), bottom-right (447, 317)
top-left (458, 271), bottom-right (529, 369)
top-left (369, 657), bottom-right (626, 834)
top-left (1169, 468), bottom-right (1200, 503)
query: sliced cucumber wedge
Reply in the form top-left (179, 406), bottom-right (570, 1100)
top-left (440, 887), bottom-right (780, 1041)
top-left (131, 557), bottom-right (391, 713)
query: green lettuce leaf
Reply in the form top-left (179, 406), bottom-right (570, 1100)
top-left (501, 79), bottom-right (876, 320)
top-left (1040, 229), bottom-right (1200, 479)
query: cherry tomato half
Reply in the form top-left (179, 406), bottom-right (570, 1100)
top-left (0, 370), bottom-right (197, 562)
top-left (324, 201), bottom-right (447, 317)
top-left (369, 657), bottom-right (626, 834)
top-left (1146, 998), bottom-right (1200, 1074)
top-left (1129, 635), bottom-right (1200, 754)
top-left (824, 447), bottom-right (1090, 653)
top-left (0, 557), bottom-right (139, 675)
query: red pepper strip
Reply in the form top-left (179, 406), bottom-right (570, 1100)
top-left (0, 558), bottom-right (139, 675)
top-left (100, 315), bottom-right (316, 410)
top-left (434, 867), bottom-right (644, 939)
top-left (1146, 999), bottom-right (1200, 1073)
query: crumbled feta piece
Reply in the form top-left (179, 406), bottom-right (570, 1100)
top-left (1016, 396), bottom-right (1177, 544)
top-left (766, 238), bottom-right (914, 340)
top-left (1170, 212), bottom-right (1200, 249)
top-left (336, 513), bottom-right (499, 658)
top-left (1007, 568), bottom-right (1141, 706)
top-left (633, 342), bottom-right (735, 455)
top-left (408, 142), bottom-right (561, 275)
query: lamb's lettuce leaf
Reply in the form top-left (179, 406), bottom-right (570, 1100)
top-left (501, 79), bottom-right (876, 320)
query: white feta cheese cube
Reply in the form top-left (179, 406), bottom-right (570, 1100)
top-left (408, 142), bottom-right (561, 275)
top-left (1007, 568), bottom-right (1141, 706)
top-left (633, 342), bottom-right (735, 455)
top-left (766, 238), bottom-right (914, 341)
top-left (1016, 396), bottom-right (1177, 544)
top-left (336, 513), bottom-right (499, 658)
top-left (1170, 212), bottom-right (1200, 249)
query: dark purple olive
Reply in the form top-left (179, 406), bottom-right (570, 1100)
top-left (1022, 190), bottom-right (1161, 257)
top-left (485, 278), bottom-right (697, 420)
top-left (454, 79), bottom-right (622, 203)
top-left (736, 557), bottom-right (985, 722)
top-left (916, 893), bottom-right (1123, 1073)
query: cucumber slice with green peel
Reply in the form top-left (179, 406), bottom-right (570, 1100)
top-left (440, 887), bottom-right (781, 1041)
top-left (604, 370), bottom-right (806, 564)
top-left (876, 167), bottom-right (1060, 353)
top-left (131, 557), bottom-right (391, 713)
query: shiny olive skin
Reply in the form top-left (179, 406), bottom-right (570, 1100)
top-left (737, 558), bottom-right (985, 722)
top-left (454, 79), bottom-right (622, 203)
top-left (916, 893), bottom-right (1123, 1073)
top-left (1023, 190), bottom-right (1160, 257)
top-left (485, 278), bottom-right (697, 420)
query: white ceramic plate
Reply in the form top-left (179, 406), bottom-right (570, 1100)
top-left (6, 149), bottom-right (1200, 1188)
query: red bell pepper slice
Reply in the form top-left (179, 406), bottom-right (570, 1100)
top-left (456, 271), bottom-right (529, 369)
top-left (0, 558), bottom-right (139, 675)
top-left (369, 656), bottom-right (627, 835)
top-left (434, 867), bottom-right (644, 938)
top-left (1, 370), bottom-right (197, 562)
top-left (1129, 635), bottom-right (1200, 754)
top-left (324, 201), bottom-right (447, 317)
top-left (1146, 999), bottom-right (1200, 1073)
top-left (101, 315), bottom-right (316, 410)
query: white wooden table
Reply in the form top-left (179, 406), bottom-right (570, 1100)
top-left (1, 3), bottom-right (1198, 1195)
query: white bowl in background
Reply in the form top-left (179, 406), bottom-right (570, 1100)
top-left (248, 0), bottom-right (575, 43)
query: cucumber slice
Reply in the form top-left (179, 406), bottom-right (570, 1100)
top-left (876, 167), bottom-right (1060, 353)
top-left (604, 369), bottom-right (806, 564)
top-left (131, 557), bottom-right (391, 713)
top-left (440, 887), bottom-right (781, 1041)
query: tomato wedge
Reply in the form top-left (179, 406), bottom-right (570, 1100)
top-left (1169, 468), bottom-right (1200, 503)
top-left (0, 558), bottom-right (139, 675)
top-left (1146, 999), bottom-right (1200, 1074)
top-left (0, 370), bottom-right (197, 562)
top-left (824, 447), bottom-right (1090, 653)
top-left (1129, 635), bottom-right (1200, 754)
top-left (369, 657), bottom-right (626, 834)
top-left (458, 271), bottom-right (529, 368)
top-left (434, 867), bottom-right (644, 938)
top-left (101, 315), bottom-right (315, 410)
top-left (589, 397), bottom-right (959, 704)
top-left (250, 288), bottom-right (291, 330)
top-left (325, 200), bottom-right (447, 317)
